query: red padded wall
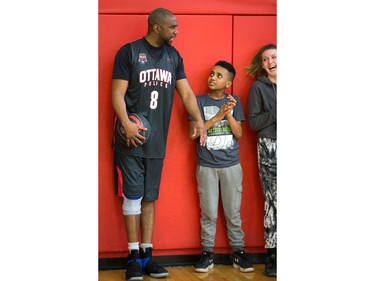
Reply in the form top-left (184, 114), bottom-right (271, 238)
top-left (99, 1), bottom-right (276, 258)
top-left (99, 0), bottom-right (276, 15)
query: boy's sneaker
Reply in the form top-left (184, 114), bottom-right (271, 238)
top-left (264, 252), bottom-right (277, 277)
top-left (194, 251), bottom-right (214, 273)
top-left (126, 250), bottom-right (143, 281)
top-left (232, 250), bottom-right (254, 272)
top-left (140, 247), bottom-right (169, 278)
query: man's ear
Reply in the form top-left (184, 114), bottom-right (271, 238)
top-left (226, 81), bottom-right (232, 88)
top-left (153, 24), bottom-right (160, 33)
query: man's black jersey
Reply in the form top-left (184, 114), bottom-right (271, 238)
top-left (112, 37), bottom-right (186, 158)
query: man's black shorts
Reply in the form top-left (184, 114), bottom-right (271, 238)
top-left (114, 153), bottom-right (164, 201)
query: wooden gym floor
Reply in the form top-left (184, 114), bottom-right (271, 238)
top-left (98, 263), bottom-right (276, 281)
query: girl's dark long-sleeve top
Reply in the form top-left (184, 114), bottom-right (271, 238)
top-left (247, 75), bottom-right (276, 140)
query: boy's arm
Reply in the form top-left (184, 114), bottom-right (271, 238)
top-left (225, 95), bottom-right (242, 139)
top-left (189, 95), bottom-right (242, 139)
top-left (226, 115), bottom-right (242, 139)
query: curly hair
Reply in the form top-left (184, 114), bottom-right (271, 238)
top-left (245, 43), bottom-right (276, 78)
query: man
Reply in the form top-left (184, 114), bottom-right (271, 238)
top-left (112, 7), bottom-right (207, 281)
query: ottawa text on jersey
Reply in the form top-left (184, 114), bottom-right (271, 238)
top-left (140, 68), bottom-right (172, 89)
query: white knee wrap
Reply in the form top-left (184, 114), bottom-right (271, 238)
top-left (122, 196), bottom-right (142, 215)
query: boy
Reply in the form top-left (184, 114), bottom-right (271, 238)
top-left (188, 61), bottom-right (253, 273)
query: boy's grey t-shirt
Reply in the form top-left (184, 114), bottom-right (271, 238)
top-left (189, 93), bottom-right (245, 168)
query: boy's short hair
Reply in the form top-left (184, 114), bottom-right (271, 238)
top-left (215, 61), bottom-right (236, 80)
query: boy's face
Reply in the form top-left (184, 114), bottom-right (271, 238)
top-left (261, 48), bottom-right (277, 78)
top-left (208, 65), bottom-right (232, 90)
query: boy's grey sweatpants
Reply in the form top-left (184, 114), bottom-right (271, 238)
top-left (196, 163), bottom-right (245, 253)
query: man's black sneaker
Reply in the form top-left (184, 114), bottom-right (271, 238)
top-left (140, 247), bottom-right (169, 278)
top-left (232, 250), bottom-right (254, 272)
top-left (263, 252), bottom-right (277, 277)
top-left (194, 251), bottom-right (214, 273)
top-left (126, 250), bottom-right (143, 281)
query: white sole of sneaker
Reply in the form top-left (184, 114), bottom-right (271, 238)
top-left (195, 263), bottom-right (214, 273)
top-left (150, 272), bottom-right (169, 278)
top-left (127, 277), bottom-right (143, 281)
top-left (233, 263), bottom-right (255, 272)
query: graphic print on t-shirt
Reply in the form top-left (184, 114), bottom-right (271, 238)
top-left (204, 106), bottom-right (234, 150)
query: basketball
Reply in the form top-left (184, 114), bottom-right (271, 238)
top-left (115, 113), bottom-right (151, 145)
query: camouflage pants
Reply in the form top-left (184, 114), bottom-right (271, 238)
top-left (257, 137), bottom-right (277, 248)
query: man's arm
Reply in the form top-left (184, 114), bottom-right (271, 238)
top-left (112, 79), bottom-right (145, 147)
top-left (175, 79), bottom-right (207, 146)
